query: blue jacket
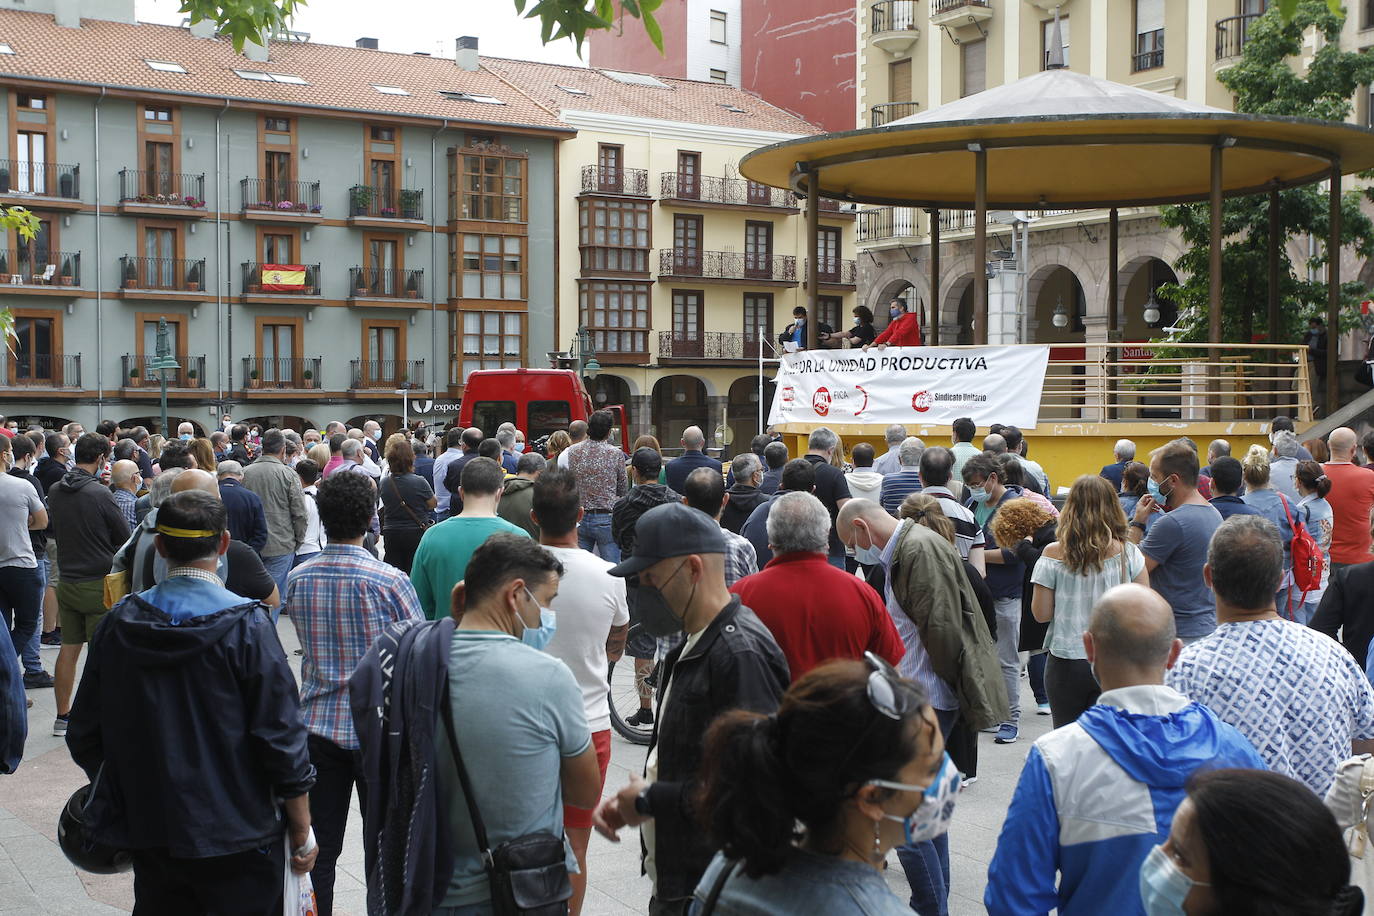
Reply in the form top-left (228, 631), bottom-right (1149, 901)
top-left (219, 478), bottom-right (269, 555)
top-left (666, 450), bottom-right (721, 494)
top-left (1099, 460), bottom-right (1128, 490)
top-left (986, 685), bottom-right (1265, 916)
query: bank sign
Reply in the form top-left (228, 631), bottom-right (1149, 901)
top-left (769, 346), bottom-right (1051, 429)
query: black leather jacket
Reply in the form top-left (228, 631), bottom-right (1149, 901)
top-left (642, 598), bottom-right (789, 901)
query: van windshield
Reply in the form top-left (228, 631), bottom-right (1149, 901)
top-left (471, 401), bottom-right (516, 437)
top-left (528, 400), bottom-right (571, 440)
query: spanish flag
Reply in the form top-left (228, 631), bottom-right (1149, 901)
top-left (261, 264), bottom-right (307, 291)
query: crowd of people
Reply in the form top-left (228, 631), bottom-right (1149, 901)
top-left (2, 408), bottom-right (1374, 915)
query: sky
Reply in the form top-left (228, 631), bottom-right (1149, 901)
top-left (135, 0), bottom-right (587, 66)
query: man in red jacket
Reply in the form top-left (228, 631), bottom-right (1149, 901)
top-left (864, 297), bottom-right (924, 349)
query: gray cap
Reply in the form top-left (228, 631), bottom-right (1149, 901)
top-left (608, 502), bottom-right (727, 577)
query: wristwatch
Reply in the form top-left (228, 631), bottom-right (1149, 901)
top-left (1130, 520), bottom-right (1147, 531)
top-left (634, 786), bottom-right (653, 818)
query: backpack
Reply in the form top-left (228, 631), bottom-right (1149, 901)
top-left (1280, 493), bottom-right (1324, 615)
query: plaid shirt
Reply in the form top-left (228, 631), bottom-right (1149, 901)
top-left (723, 528), bottom-right (759, 586)
top-left (283, 544), bottom-right (424, 748)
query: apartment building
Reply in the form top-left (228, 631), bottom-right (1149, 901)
top-left (0, 0), bottom-right (566, 432)
top-left (489, 59), bottom-right (857, 446)
top-left (855, 0), bottom-right (1374, 357)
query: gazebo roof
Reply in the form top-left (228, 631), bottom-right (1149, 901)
top-left (740, 68), bottom-right (1374, 209)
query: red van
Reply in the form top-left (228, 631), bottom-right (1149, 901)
top-left (458, 368), bottom-right (630, 453)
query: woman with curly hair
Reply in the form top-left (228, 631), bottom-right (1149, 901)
top-left (989, 497), bottom-right (1058, 721)
top-left (1030, 476), bottom-right (1149, 726)
top-left (545, 429), bottom-right (573, 466)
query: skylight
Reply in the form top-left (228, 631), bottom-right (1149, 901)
top-left (439, 91), bottom-right (504, 105)
top-left (556, 85), bottom-right (587, 96)
top-left (146, 59), bottom-right (186, 73)
top-left (0, 44), bottom-right (15, 55)
top-left (373, 85), bottom-right (410, 96)
top-left (600, 70), bottom-right (670, 89)
top-left (233, 70), bottom-right (308, 85)
top-left (720, 103), bottom-right (746, 113)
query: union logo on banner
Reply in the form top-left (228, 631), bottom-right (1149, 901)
top-left (813, 387), bottom-right (831, 417)
top-left (912, 390), bottom-right (933, 413)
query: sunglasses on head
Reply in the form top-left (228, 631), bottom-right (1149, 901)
top-left (863, 651), bottom-right (923, 720)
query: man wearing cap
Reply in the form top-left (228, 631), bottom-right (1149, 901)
top-left (66, 490), bottom-right (317, 910)
top-left (592, 503), bottom-right (789, 915)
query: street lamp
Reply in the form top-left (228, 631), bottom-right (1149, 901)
top-left (1052, 297), bottom-right (1069, 329)
top-left (576, 325), bottom-right (600, 380)
top-left (147, 316), bottom-right (181, 436)
top-left (1142, 289), bottom-right (1162, 326)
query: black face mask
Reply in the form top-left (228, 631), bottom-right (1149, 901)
top-left (637, 560), bottom-right (694, 637)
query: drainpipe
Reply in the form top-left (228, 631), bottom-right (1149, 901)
top-left (430, 119), bottom-right (449, 404)
top-left (94, 86), bottom-right (106, 412)
top-left (215, 99), bottom-right (229, 407)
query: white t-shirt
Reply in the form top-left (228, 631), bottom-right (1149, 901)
top-left (542, 545), bottom-right (630, 732)
top-left (0, 472), bottom-right (43, 568)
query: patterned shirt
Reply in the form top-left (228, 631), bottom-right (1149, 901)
top-left (113, 487), bottom-right (138, 531)
top-left (284, 544), bottom-right (424, 748)
top-left (722, 528), bottom-right (759, 587)
top-left (1167, 619), bottom-right (1374, 796)
top-left (565, 439), bottom-right (628, 511)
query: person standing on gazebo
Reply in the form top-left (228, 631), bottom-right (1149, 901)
top-left (864, 298), bottom-right (924, 350)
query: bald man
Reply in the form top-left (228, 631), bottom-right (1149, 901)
top-left (986, 584), bottom-right (1265, 916)
top-left (109, 459), bottom-right (141, 530)
top-left (1325, 427), bottom-right (1374, 569)
top-left (665, 425), bottom-right (720, 493)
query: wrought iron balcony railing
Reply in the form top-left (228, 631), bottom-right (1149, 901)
top-left (580, 165), bottom-right (650, 197)
top-left (2, 353), bottom-right (81, 388)
top-left (241, 262), bottom-right (321, 296)
top-left (349, 267), bottom-right (425, 299)
top-left (118, 170), bottom-right (206, 207)
top-left (0, 249), bottom-right (80, 286)
top-left (241, 178), bottom-right (322, 214)
top-left (349, 359), bottom-right (426, 389)
top-left (347, 185), bottom-right (424, 220)
top-left (242, 357), bottom-right (322, 390)
top-left (121, 354), bottom-right (207, 389)
top-left (660, 173), bottom-right (796, 208)
top-left (658, 249), bottom-right (797, 282)
top-left (0, 159), bottom-right (79, 198)
top-left (119, 256), bottom-right (207, 292)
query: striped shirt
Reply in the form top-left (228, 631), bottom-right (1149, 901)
top-left (284, 544), bottom-right (424, 748)
top-left (922, 485), bottom-right (986, 560)
top-left (880, 469), bottom-right (923, 516)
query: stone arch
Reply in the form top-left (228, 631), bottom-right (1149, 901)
top-left (651, 374), bottom-right (709, 446)
top-left (1026, 263), bottom-right (1088, 344)
top-left (597, 371), bottom-right (641, 398)
top-left (1117, 255), bottom-right (1180, 340)
top-left (869, 269), bottom-right (930, 327)
top-left (940, 272), bottom-right (977, 345)
top-left (1024, 243), bottom-right (1103, 319)
top-left (726, 374), bottom-right (774, 450)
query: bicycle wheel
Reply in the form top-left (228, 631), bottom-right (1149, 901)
top-left (608, 640), bottom-right (655, 746)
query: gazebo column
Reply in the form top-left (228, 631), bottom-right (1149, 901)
top-left (973, 144), bottom-right (988, 345)
top-left (928, 208), bottom-right (941, 346)
top-left (1327, 162), bottom-right (1341, 419)
top-left (1209, 143), bottom-right (1224, 420)
top-left (1108, 207), bottom-right (1120, 420)
top-left (1267, 188), bottom-right (1282, 414)
top-left (805, 168), bottom-right (820, 351)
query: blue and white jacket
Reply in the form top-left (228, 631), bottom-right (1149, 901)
top-left (985, 685), bottom-right (1266, 916)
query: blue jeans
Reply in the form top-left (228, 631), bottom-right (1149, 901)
top-left (261, 553), bottom-right (293, 624)
top-left (577, 512), bottom-right (621, 562)
top-left (897, 706), bottom-right (958, 916)
top-left (0, 564), bottom-right (44, 676)
top-left (1028, 651), bottom-right (1048, 705)
top-left (0, 616), bottom-right (23, 773)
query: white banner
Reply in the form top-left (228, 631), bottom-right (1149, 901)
top-left (768, 346), bottom-right (1051, 429)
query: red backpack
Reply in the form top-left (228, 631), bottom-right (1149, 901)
top-left (1281, 493), bottom-right (1324, 617)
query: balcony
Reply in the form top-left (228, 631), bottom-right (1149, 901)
top-left (930, 0), bottom-right (992, 27)
top-left (0, 250), bottom-right (81, 289)
top-left (117, 170), bottom-right (208, 219)
top-left (870, 0), bottom-right (920, 54)
top-left (580, 165), bottom-right (650, 197)
top-left (0, 160), bottom-right (81, 210)
top-left (659, 173), bottom-right (797, 210)
top-left (347, 185), bottom-right (425, 228)
top-left (118, 257), bottom-right (208, 296)
top-left (1215, 14), bottom-right (1259, 63)
top-left (240, 178), bottom-right (324, 224)
top-left (121, 354), bottom-right (207, 390)
top-left (805, 257), bottom-right (858, 287)
top-left (1, 354), bottom-right (82, 389)
top-left (349, 359), bottom-right (426, 390)
top-left (241, 262), bottom-right (321, 302)
top-left (871, 102), bottom-right (920, 127)
top-left (348, 267), bottom-right (425, 303)
top-left (657, 249), bottom-right (798, 285)
top-left (657, 332), bottom-right (762, 361)
top-left (1132, 31), bottom-right (1165, 72)
top-left (242, 357), bottom-right (322, 391)
top-left (858, 207), bottom-right (920, 243)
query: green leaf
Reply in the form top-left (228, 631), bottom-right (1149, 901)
top-left (642, 8), bottom-right (663, 50)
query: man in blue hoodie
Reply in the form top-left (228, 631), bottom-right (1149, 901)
top-left (985, 583), bottom-right (1264, 916)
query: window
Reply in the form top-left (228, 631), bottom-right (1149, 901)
top-left (890, 58), bottom-right (913, 103)
top-left (961, 39), bottom-right (986, 97)
top-left (234, 70), bottom-right (308, 84)
top-left (580, 198), bottom-right (650, 273)
top-left (1364, 0), bottom-right (1374, 29)
top-left (1134, 0), bottom-right (1164, 71)
top-left (460, 234), bottom-right (523, 299)
top-left (1041, 16), bottom-right (1070, 69)
top-left (719, 103), bottom-right (746, 113)
top-left (144, 106), bottom-right (173, 122)
top-left (817, 226), bottom-right (841, 280)
top-left (456, 311), bottom-right (523, 382)
top-left (743, 293), bottom-right (774, 345)
top-left (142, 226), bottom-right (178, 288)
top-left (144, 140), bottom-right (174, 193)
top-left (597, 144), bottom-right (623, 191)
top-left (260, 322), bottom-right (295, 383)
top-left (676, 151), bottom-right (701, 199)
top-left (17, 93), bottom-right (44, 109)
top-left (580, 281), bottom-right (650, 354)
top-left (11, 314), bottom-right (54, 382)
top-left (370, 126), bottom-right (396, 142)
top-left (14, 217), bottom-right (51, 275)
top-left (365, 237), bottom-right (400, 294)
top-left (372, 85), bottom-right (410, 95)
top-left (709, 9), bottom-right (728, 44)
top-left (264, 149), bottom-right (292, 201)
top-left (264, 117), bottom-right (291, 133)
top-left (0, 44), bottom-right (15, 55)
top-left (672, 214), bottom-right (703, 274)
top-left (557, 85), bottom-right (588, 95)
top-left (15, 131), bottom-right (46, 194)
top-left (745, 221), bottom-right (773, 278)
top-left (709, 69), bottom-right (728, 84)
top-left (263, 232), bottom-right (294, 264)
top-left (817, 296), bottom-right (843, 331)
top-left (457, 151), bottom-right (525, 221)
top-left (361, 322), bottom-right (404, 385)
top-left (145, 60), bottom-right (186, 73)
top-left (601, 70), bottom-right (670, 89)
top-left (671, 290), bottom-right (704, 355)
top-left (370, 159), bottom-right (396, 205)
top-left (440, 91), bottom-right (504, 105)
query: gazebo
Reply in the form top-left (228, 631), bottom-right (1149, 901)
top-left (741, 66), bottom-right (1374, 412)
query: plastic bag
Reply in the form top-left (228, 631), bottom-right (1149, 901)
top-left (283, 829), bottom-right (318, 916)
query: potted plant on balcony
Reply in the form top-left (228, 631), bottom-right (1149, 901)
top-left (381, 206), bottom-right (397, 218)
top-left (186, 262), bottom-right (202, 292)
top-left (355, 272), bottom-right (370, 297)
top-left (399, 189), bottom-right (421, 220)
top-left (310, 204), bottom-right (322, 214)
top-left (59, 172), bottom-right (74, 199)
top-left (59, 258), bottom-right (74, 286)
top-left (128, 366), bottom-right (140, 384)
top-left (302, 368), bottom-right (314, 387)
top-left (184, 195), bottom-right (204, 209)
top-left (350, 186), bottom-right (373, 217)
top-left (186, 367), bottom-right (198, 383)
top-left (123, 260), bottom-right (138, 289)
top-left (277, 200), bottom-right (295, 211)
top-left (249, 367), bottom-right (260, 384)
top-left (405, 273), bottom-right (420, 299)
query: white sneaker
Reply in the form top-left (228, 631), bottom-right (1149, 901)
top-left (52, 716), bottom-right (68, 738)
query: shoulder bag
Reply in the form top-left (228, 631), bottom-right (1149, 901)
top-left (697, 858), bottom-right (740, 915)
top-left (390, 475), bottom-right (433, 530)
top-left (439, 690), bottom-right (571, 915)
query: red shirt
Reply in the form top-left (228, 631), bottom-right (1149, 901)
top-left (1324, 462), bottom-right (1374, 564)
top-left (872, 311), bottom-right (923, 347)
top-left (730, 552), bottom-right (904, 682)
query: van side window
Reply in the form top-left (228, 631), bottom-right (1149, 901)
top-left (472, 401), bottom-right (516, 437)
top-left (528, 401), bottom-right (572, 440)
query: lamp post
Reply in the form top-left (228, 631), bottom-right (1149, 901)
top-left (576, 325), bottom-right (600, 381)
top-left (148, 316), bottom-right (181, 436)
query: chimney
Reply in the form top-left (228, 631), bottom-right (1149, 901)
top-left (455, 36), bottom-right (479, 71)
top-left (243, 37), bottom-right (269, 62)
top-left (53, 0), bottom-right (80, 28)
top-left (189, 18), bottom-right (216, 39)
top-left (356, 37), bottom-right (379, 50)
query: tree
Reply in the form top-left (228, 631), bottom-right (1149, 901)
top-left (0, 207), bottom-right (39, 350)
top-left (177, 0), bottom-right (663, 54)
top-left (1157, 1), bottom-right (1374, 347)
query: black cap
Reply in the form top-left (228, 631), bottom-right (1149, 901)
top-left (608, 502), bottom-right (727, 577)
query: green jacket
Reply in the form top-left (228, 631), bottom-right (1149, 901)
top-left (496, 476), bottom-right (539, 539)
top-left (890, 521), bottom-right (1009, 730)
